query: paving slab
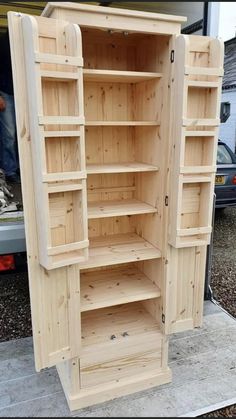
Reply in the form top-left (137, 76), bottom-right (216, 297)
top-left (0, 301), bottom-right (235, 417)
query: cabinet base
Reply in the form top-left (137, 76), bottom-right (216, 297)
top-left (57, 365), bottom-right (172, 411)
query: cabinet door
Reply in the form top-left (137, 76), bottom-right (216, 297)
top-left (164, 244), bottom-right (207, 334)
top-left (164, 34), bottom-right (223, 334)
top-left (8, 12), bottom-right (85, 370)
top-left (169, 34), bottom-right (224, 248)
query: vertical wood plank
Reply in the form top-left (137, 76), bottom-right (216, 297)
top-left (8, 12), bottom-right (83, 370)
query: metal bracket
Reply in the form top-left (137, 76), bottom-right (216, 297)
top-left (165, 196), bottom-right (169, 206)
top-left (162, 314), bottom-right (165, 324)
top-left (170, 50), bottom-right (175, 63)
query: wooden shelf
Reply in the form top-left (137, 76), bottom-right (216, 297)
top-left (44, 130), bottom-right (81, 138)
top-left (184, 130), bottom-right (215, 137)
top-left (83, 69), bottom-right (163, 83)
top-left (187, 80), bottom-right (220, 88)
top-left (88, 199), bottom-right (157, 219)
top-left (183, 118), bottom-right (220, 127)
top-left (81, 301), bottom-right (161, 349)
top-left (177, 226), bottom-right (211, 236)
top-left (43, 170), bottom-right (86, 182)
top-left (80, 266), bottom-right (160, 312)
top-left (182, 175), bottom-right (212, 183)
top-left (35, 52), bottom-right (83, 66)
top-left (41, 70), bottom-right (78, 81)
top-left (85, 121), bottom-right (159, 126)
top-left (48, 183), bottom-right (83, 193)
top-left (185, 65), bottom-right (224, 77)
top-left (180, 165), bottom-right (216, 174)
top-left (39, 116), bottom-right (84, 125)
top-left (80, 233), bottom-right (161, 270)
top-left (87, 162), bottom-right (159, 174)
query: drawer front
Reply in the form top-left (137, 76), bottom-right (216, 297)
top-left (80, 332), bottom-right (165, 388)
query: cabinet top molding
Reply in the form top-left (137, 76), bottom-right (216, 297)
top-left (42, 2), bottom-right (187, 35)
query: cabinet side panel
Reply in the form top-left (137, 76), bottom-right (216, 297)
top-left (8, 12), bottom-right (82, 370)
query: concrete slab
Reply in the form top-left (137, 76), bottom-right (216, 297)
top-left (0, 301), bottom-right (235, 417)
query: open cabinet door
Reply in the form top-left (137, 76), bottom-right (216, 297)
top-left (164, 34), bottom-right (224, 334)
top-left (8, 12), bottom-right (87, 370)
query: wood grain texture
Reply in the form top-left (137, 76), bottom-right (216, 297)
top-left (8, 12), bottom-right (84, 371)
top-left (9, 4), bottom-right (223, 411)
top-left (80, 266), bottom-right (161, 311)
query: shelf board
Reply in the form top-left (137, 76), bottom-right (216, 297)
top-left (80, 233), bottom-right (161, 270)
top-left (180, 165), bottom-right (216, 174)
top-left (81, 301), bottom-right (161, 349)
top-left (187, 80), bottom-right (220, 88)
top-left (48, 183), bottom-right (83, 193)
top-left (185, 65), bottom-right (224, 77)
top-left (39, 115), bottom-right (84, 125)
top-left (44, 130), bottom-right (81, 138)
top-left (183, 118), bottom-right (220, 127)
top-left (88, 199), bottom-right (157, 219)
top-left (81, 266), bottom-right (160, 312)
top-left (182, 175), bottom-right (212, 183)
top-left (87, 162), bottom-right (159, 174)
top-left (177, 226), bottom-right (211, 236)
top-left (184, 130), bottom-right (215, 137)
top-left (85, 121), bottom-right (159, 126)
top-left (83, 69), bottom-right (163, 83)
top-left (41, 70), bottom-right (78, 81)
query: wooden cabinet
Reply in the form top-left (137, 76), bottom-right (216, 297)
top-left (8, 3), bottom-right (223, 411)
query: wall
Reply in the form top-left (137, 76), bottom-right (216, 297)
top-left (218, 2), bottom-right (236, 41)
top-left (219, 88), bottom-right (236, 152)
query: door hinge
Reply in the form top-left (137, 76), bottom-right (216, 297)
top-left (165, 196), bottom-right (169, 206)
top-left (162, 314), bottom-right (165, 324)
top-left (170, 50), bottom-right (175, 63)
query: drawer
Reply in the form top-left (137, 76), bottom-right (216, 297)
top-left (80, 331), bottom-right (165, 388)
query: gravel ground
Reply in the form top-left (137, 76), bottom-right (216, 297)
top-left (0, 271), bottom-right (31, 342)
top-left (199, 404), bottom-right (236, 417)
top-left (210, 207), bottom-right (236, 318)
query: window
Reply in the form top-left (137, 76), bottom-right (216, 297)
top-left (217, 144), bottom-right (233, 164)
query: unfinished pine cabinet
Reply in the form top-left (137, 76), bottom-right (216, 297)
top-left (8, 3), bottom-right (224, 411)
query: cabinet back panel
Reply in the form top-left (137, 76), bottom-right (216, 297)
top-left (87, 173), bottom-right (135, 202)
top-left (85, 126), bottom-right (160, 166)
top-left (184, 137), bottom-right (215, 167)
top-left (88, 217), bottom-right (134, 239)
top-left (82, 29), bottom-right (169, 72)
top-left (85, 126), bottom-right (135, 164)
top-left (84, 80), bottom-right (161, 122)
top-left (135, 126), bottom-right (161, 166)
